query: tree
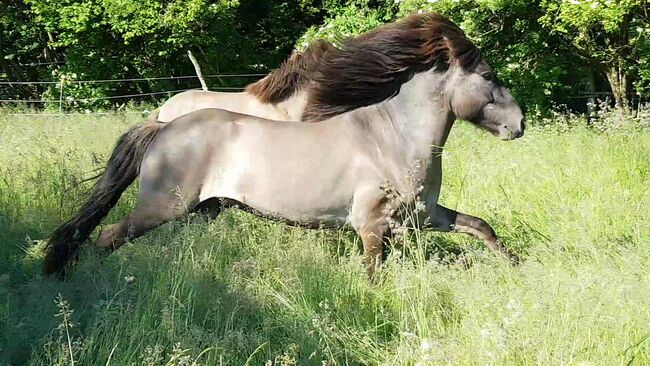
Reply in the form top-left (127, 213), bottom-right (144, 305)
top-left (298, 1), bottom-right (397, 48)
top-left (0, 0), bottom-right (53, 101)
top-left (397, 0), bottom-right (581, 112)
top-left (5, 0), bottom-right (356, 108)
top-left (3, 0), bottom-right (649, 112)
top-left (539, 0), bottom-right (649, 109)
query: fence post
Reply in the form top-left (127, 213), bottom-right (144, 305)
top-left (58, 76), bottom-right (64, 115)
top-left (187, 50), bottom-right (208, 91)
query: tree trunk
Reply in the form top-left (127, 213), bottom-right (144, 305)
top-left (605, 62), bottom-right (630, 111)
top-left (602, 11), bottom-right (634, 112)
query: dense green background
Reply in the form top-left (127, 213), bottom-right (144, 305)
top-left (1, 0), bottom-right (649, 111)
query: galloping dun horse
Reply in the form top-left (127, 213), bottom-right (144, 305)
top-left (44, 13), bottom-right (525, 278)
top-left (153, 39), bottom-right (333, 123)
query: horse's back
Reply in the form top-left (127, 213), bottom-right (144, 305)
top-left (152, 107), bottom-right (275, 160)
top-left (157, 90), bottom-right (245, 123)
top-left (168, 107), bottom-right (266, 127)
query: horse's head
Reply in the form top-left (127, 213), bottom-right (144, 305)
top-left (446, 60), bottom-right (524, 140)
top-left (300, 11), bottom-right (526, 138)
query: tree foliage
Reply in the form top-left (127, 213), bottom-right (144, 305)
top-left (1, 0), bottom-right (350, 108)
top-left (538, 0), bottom-right (649, 107)
top-left (300, 0), bottom-right (649, 111)
top-left (298, 1), bottom-right (396, 48)
top-left (1, 0), bottom-right (649, 111)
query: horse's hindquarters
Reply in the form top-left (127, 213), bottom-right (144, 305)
top-left (138, 111), bottom-right (230, 209)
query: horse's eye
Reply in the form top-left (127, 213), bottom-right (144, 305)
top-left (482, 72), bottom-right (494, 81)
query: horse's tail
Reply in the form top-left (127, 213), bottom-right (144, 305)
top-left (43, 121), bottom-right (164, 277)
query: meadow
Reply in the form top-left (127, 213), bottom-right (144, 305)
top-left (0, 111), bottom-right (648, 365)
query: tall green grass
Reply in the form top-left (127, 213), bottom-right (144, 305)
top-left (0, 112), bottom-right (648, 365)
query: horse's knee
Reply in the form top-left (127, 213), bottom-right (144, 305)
top-left (475, 219), bottom-right (497, 241)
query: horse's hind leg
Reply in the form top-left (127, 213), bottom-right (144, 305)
top-left (428, 204), bottom-right (518, 263)
top-left (97, 164), bottom-right (206, 251)
top-left (96, 192), bottom-right (193, 251)
top-left (98, 196), bottom-right (223, 250)
top-left (95, 114), bottom-right (216, 251)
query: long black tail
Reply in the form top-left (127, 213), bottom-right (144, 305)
top-left (43, 121), bottom-right (163, 276)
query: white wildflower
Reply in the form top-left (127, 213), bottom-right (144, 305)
top-left (319, 300), bottom-right (330, 310)
top-left (401, 331), bottom-right (417, 338)
top-left (420, 338), bottom-right (433, 352)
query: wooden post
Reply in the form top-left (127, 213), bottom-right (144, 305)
top-left (187, 50), bottom-right (208, 91)
top-left (585, 67), bottom-right (596, 125)
top-left (58, 77), bottom-right (64, 115)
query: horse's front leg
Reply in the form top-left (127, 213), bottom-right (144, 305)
top-left (426, 204), bottom-right (518, 263)
top-left (359, 221), bottom-right (390, 281)
top-left (350, 186), bottom-right (391, 281)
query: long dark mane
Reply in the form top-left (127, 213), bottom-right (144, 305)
top-left (302, 12), bottom-right (481, 122)
top-left (245, 39), bottom-right (334, 104)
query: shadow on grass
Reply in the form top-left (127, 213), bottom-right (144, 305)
top-left (1, 203), bottom-right (542, 365)
top-left (0, 213), bottom-right (368, 365)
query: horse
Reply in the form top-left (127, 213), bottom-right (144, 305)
top-left (43, 12), bottom-right (525, 278)
top-left (153, 39), bottom-right (333, 123)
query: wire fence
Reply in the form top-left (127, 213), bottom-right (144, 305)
top-left (0, 87), bottom-right (246, 104)
top-left (1, 111), bottom-right (147, 117)
top-left (16, 61), bottom-right (67, 67)
top-left (0, 73), bottom-right (261, 115)
top-left (5, 74), bottom-right (646, 118)
top-left (0, 73), bottom-right (264, 85)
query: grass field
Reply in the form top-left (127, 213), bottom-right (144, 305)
top-left (0, 112), bottom-right (649, 365)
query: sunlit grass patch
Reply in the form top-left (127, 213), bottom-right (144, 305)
top-left (0, 113), bottom-right (648, 365)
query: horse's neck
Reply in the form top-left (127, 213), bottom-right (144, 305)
top-left (274, 90), bottom-right (309, 120)
top-left (371, 72), bottom-right (453, 164)
top-left (347, 71), bottom-right (454, 195)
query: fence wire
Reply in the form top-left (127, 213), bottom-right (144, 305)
top-left (1, 111), bottom-right (147, 117)
top-left (0, 72), bottom-right (259, 110)
top-left (0, 74), bottom-right (264, 85)
top-left (0, 86), bottom-right (246, 104)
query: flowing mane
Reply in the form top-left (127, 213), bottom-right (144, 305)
top-left (245, 39), bottom-right (334, 104)
top-left (302, 12), bottom-right (481, 122)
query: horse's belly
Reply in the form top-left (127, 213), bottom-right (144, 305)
top-left (199, 156), bottom-right (354, 227)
